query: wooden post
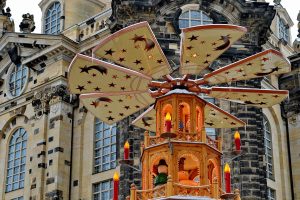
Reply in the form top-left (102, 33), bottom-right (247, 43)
top-left (130, 183), bottom-right (136, 200)
top-left (234, 189), bottom-right (241, 200)
top-left (144, 131), bottom-right (149, 148)
top-left (166, 175), bottom-right (174, 197)
top-left (201, 129), bottom-right (207, 143)
top-left (211, 177), bottom-right (219, 198)
top-left (217, 136), bottom-right (222, 151)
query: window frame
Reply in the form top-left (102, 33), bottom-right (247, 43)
top-left (278, 17), bottom-right (289, 43)
top-left (6, 64), bottom-right (29, 98)
top-left (6, 128), bottom-right (28, 193)
top-left (179, 10), bottom-right (213, 29)
top-left (267, 187), bottom-right (276, 200)
top-left (93, 179), bottom-right (113, 200)
top-left (94, 119), bottom-right (117, 174)
top-left (44, 1), bottom-right (61, 34)
top-left (263, 116), bottom-right (274, 180)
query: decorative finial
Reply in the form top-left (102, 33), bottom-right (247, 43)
top-left (19, 13), bottom-right (35, 33)
top-left (273, 0), bottom-right (281, 5)
top-left (293, 11), bottom-right (300, 53)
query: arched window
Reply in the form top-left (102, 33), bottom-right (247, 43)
top-left (8, 65), bottom-right (28, 97)
top-left (94, 119), bottom-right (117, 173)
top-left (179, 10), bottom-right (213, 29)
top-left (263, 116), bottom-right (274, 180)
top-left (45, 2), bottom-right (61, 34)
top-left (6, 128), bottom-right (27, 192)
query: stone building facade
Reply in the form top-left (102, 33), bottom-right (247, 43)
top-left (0, 0), bottom-right (296, 199)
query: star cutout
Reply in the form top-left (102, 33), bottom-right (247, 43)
top-left (125, 75), bottom-right (131, 79)
top-left (118, 99), bottom-right (123, 103)
top-left (121, 87), bottom-right (126, 91)
top-left (247, 63), bottom-right (252, 66)
top-left (273, 95), bottom-right (279, 98)
top-left (80, 66), bottom-right (90, 74)
top-left (134, 60), bottom-right (142, 65)
top-left (203, 60), bottom-right (209, 64)
top-left (108, 111), bottom-right (112, 114)
top-left (121, 49), bottom-right (127, 53)
top-left (139, 67), bottom-right (145, 71)
top-left (186, 46), bottom-right (193, 50)
top-left (109, 82), bottom-right (116, 87)
top-left (242, 94), bottom-right (247, 97)
top-left (92, 73), bottom-right (97, 77)
top-left (119, 113), bottom-right (124, 116)
top-left (225, 71), bottom-right (230, 74)
top-left (224, 117), bottom-right (229, 120)
top-left (206, 122), bottom-right (214, 126)
top-left (262, 57), bottom-right (269, 62)
top-left (124, 106), bottom-right (130, 110)
top-left (104, 104), bottom-right (108, 107)
top-left (185, 60), bottom-right (190, 64)
top-left (188, 35), bottom-right (198, 41)
top-left (258, 94), bottom-right (263, 96)
top-left (107, 116), bottom-right (115, 121)
top-left (76, 85), bottom-right (85, 91)
top-left (105, 49), bottom-right (115, 56)
top-left (157, 59), bottom-right (163, 64)
top-left (94, 87), bottom-right (101, 91)
top-left (237, 69), bottom-right (243, 73)
top-left (118, 57), bottom-right (125, 62)
top-left (87, 81), bottom-right (92, 84)
top-left (206, 54), bottom-right (211, 57)
top-left (91, 101), bottom-right (99, 108)
top-left (231, 122), bottom-right (236, 125)
top-left (135, 105), bottom-right (140, 108)
top-left (112, 75), bottom-right (118, 79)
top-left (131, 34), bottom-right (145, 43)
top-left (212, 42), bottom-right (217, 46)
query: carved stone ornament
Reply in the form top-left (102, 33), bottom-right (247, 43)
top-left (19, 13), bottom-right (35, 33)
top-left (32, 85), bottom-right (73, 118)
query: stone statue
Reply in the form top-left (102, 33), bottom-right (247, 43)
top-left (0, 0), bottom-right (6, 11)
top-left (19, 13), bottom-right (35, 33)
top-left (293, 11), bottom-right (300, 53)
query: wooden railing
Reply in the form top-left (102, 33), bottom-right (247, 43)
top-left (143, 131), bottom-right (222, 151)
top-left (129, 176), bottom-right (241, 200)
top-left (129, 176), bottom-right (234, 200)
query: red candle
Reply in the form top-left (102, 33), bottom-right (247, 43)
top-left (234, 131), bottom-right (241, 151)
top-left (124, 141), bottom-right (129, 160)
top-left (165, 112), bottom-right (172, 132)
top-left (224, 163), bottom-right (231, 193)
top-left (113, 172), bottom-right (119, 200)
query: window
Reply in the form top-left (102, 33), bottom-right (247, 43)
top-left (45, 2), bottom-right (61, 34)
top-left (8, 65), bottom-right (28, 97)
top-left (11, 197), bottom-right (23, 200)
top-left (263, 116), bottom-right (274, 179)
top-left (6, 128), bottom-right (27, 192)
top-left (94, 119), bottom-right (117, 173)
top-left (179, 10), bottom-right (213, 29)
top-left (267, 187), bottom-right (276, 200)
top-left (93, 180), bottom-right (113, 200)
top-left (278, 18), bottom-right (289, 42)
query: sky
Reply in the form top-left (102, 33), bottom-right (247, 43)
top-left (5, 0), bottom-right (300, 41)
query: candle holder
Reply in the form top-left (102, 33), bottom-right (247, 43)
top-left (119, 159), bottom-right (134, 166)
top-left (220, 193), bottom-right (235, 199)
